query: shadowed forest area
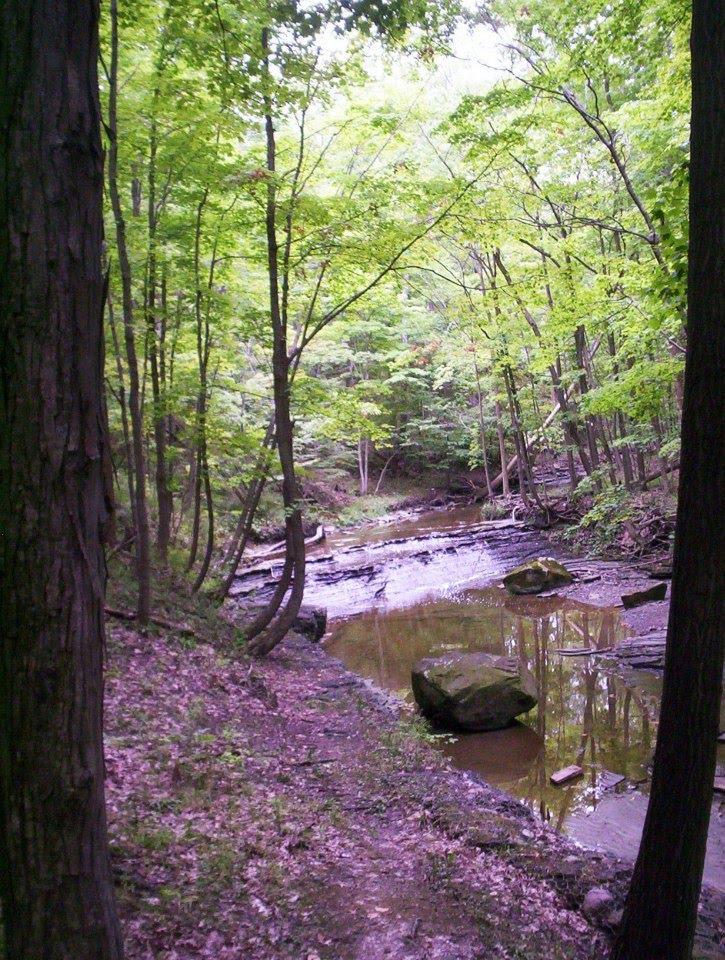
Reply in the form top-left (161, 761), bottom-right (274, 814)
top-left (1, 1), bottom-right (723, 959)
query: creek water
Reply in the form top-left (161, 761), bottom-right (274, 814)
top-left (303, 504), bottom-right (725, 890)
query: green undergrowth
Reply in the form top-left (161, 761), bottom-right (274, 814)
top-left (105, 554), bottom-right (248, 653)
top-left (322, 491), bottom-right (414, 527)
top-left (556, 487), bottom-right (676, 559)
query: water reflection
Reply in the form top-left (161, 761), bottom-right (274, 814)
top-left (325, 588), bottom-right (725, 889)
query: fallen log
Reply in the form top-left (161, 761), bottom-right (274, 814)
top-left (104, 607), bottom-right (195, 635)
top-left (249, 524), bottom-right (326, 561)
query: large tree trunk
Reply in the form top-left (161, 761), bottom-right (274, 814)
top-left (0, 1), bottom-right (124, 956)
top-left (611, 3), bottom-right (724, 957)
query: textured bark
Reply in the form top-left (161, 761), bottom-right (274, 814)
top-left (0, 1), bottom-right (124, 956)
top-left (611, 3), bottom-right (724, 957)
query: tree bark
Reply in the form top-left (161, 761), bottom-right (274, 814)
top-left (611, 3), bottom-right (724, 956)
top-left (0, 1), bottom-right (124, 955)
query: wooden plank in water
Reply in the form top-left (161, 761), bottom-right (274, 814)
top-left (599, 770), bottom-right (626, 791)
top-left (550, 765), bottom-right (584, 786)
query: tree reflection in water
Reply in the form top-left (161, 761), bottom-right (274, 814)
top-left (325, 587), bottom-right (724, 888)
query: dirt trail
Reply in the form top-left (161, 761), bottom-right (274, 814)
top-left (106, 624), bottom-right (620, 960)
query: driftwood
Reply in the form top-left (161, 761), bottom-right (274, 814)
top-left (550, 765), bottom-right (584, 786)
top-left (248, 524), bottom-right (326, 561)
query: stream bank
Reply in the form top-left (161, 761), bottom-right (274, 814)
top-left (104, 614), bottom-right (724, 960)
top-left (232, 503), bottom-right (724, 904)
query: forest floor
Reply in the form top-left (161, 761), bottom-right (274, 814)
top-left (104, 534), bottom-right (724, 960)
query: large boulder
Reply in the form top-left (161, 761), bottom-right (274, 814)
top-left (503, 557), bottom-right (573, 595)
top-left (411, 651), bottom-right (538, 731)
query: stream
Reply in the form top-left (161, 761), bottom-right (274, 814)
top-left (237, 503), bottom-right (725, 890)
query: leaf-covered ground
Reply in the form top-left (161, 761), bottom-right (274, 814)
top-left (104, 613), bottom-right (627, 960)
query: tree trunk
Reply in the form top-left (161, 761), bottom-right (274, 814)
top-left (246, 29), bottom-right (306, 655)
top-left (473, 356), bottom-right (494, 498)
top-left (495, 400), bottom-right (510, 497)
top-left (108, 0), bottom-right (150, 624)
top-left (358, 436), bottom-right (370, 495)
top-left (611, 4), bottom-right (724, 956)
top-left (146, 113), bottom-right (172, 564)
top-left (185, 191), bottom-right (210, 573)
top-left (107, 285), bottom-right (136, 522)
top-left (0, 1), bottom-right (123, 955)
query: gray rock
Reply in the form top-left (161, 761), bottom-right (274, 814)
top-left (621, 583), bottom-right (667, 608)
top-left (294, 606), bottom-right (327, 642)
top-left (411, 651), bottom-right (538, 731)
top-left (503, 557), bottom-right (573, 595)
top-left (582, 887), bottom-right (615, 920)
top-left (605, 908), bottom-right (624, 930)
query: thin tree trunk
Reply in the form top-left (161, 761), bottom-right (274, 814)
top-left (374, 450), bottom-right (397, 495)
top-left (0, 0), bottom-right (123, 952)
top-left (358, 436), bottom-right (369, 495)
top-left (473, 356), bottom-right (494, 498)
top-left (247, 28), bottom-right (307, 655)
top-left (108, 0), bottom-right (150, 624)
top-left (575, 325), bottom-right (601, 487)
top-left (185, 190), bottom-right (209, 573)
top-left (495, 400), bottom-right (510, 497)
top-left (107, 285), bottom-right (136, 520)
top-left (221, 418), bottom-right (275, 568)
top-left (146, 110), bottom-right (172, 563)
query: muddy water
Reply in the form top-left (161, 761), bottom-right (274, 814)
top-left (312, 507), bottom-right (725, 890)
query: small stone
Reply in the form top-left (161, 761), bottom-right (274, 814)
top-left (582, 887), bottom-right (615, 920)
top-left (605, 908), bottom-right (624, 929)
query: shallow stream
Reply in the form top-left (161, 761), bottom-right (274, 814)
top-left (303, 505), bottom-right (725, 890)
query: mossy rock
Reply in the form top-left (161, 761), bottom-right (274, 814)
top-left (502, 557), bottom-right (573, 595)
top-left (412, 651), bottom-right (538, 732)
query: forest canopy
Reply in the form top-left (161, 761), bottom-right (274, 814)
top-left (101, 0), bottom-right (690, 612)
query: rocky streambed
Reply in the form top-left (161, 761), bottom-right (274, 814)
top-left (230, 503), bottom-right (725, 900)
